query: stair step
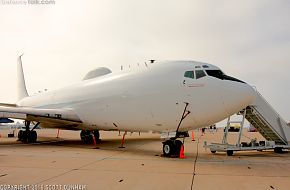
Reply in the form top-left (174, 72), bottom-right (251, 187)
top-left (245, 104), bottom-right (287, 145)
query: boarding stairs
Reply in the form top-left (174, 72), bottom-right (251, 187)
top-left (205, 91), bottom-right (290, 156)
top-left (245, 91), bottom-right (290, 146)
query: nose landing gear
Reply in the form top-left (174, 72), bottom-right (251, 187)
top-left (162, 139), bottom-right (183, 157)
top-left (162, 102), bottom-right (190, 157)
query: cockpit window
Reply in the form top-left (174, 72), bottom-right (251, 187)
top-left (184, 71), bottom-right (194, 79)
top-left (202, 65), bottom-right (209, 68)
top-left (205, 70), bottom-right (224, 80)
top-left (205, 70), bottom-right (245, 83)
top-left (195, 70), bottom-right (206, 79)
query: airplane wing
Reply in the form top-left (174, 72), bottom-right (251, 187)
top-left (0, 103), bottom-right (17, 107)
top-left (0, 105), bottom-right (83, 130)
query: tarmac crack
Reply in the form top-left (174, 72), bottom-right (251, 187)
top-left (190, 134), bottom-right (201, 190)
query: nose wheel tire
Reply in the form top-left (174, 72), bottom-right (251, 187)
top-left (274, 147), bottom-right (283, 153)
top-left (162, 140), bottom-right (183, 157)
top-left (163, 142), bottom-right (173, 156)
top-left (227, 150), bottom-right (234, 156)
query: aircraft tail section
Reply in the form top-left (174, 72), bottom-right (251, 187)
top-left (17, 55), bottom-right (29, 100)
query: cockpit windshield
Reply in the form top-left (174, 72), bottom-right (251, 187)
top-left (205, 70), bottom-right (245, 83)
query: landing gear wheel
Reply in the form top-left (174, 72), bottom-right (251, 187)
top-left (17, 121), bottom-right (39, 143)
top-left (163, 140), bottom-right (174, 156)
top-left (274, 147), bottom-right (283, 153)
top-left (211, 150), bottom-right (216, 154)
top-left (80, 130), bottom-right (97, 144)
top-left (93, 130), bottom-right (100, 142)
top-left (27, 131), bottom-right (37, 143)
top-left (18, 130), bottom-right (37, 143)
top-left (80, 130), bottom-right (92, 144)
top-left (18, 130), bottom-right (25, 141)
top-left (174, 140), bottom-right (183, 155)
top-left (162, 140), bottom-right (183, 157)
top-left (227, 150), bottom-right (234, 156)
top-left (18, 130), bottom-right (28, 142)
top-left (80, 130), bottom-right (85, 142)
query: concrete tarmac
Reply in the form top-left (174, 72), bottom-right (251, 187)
top-left (0, 129), bottom-right (290, 190)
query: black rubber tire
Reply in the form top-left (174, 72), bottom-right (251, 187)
top-left (80, 130), bottom-right (93, 144)
top-left (93, 130), bottom-right (100, 142)
top-left (227, 150), bottom-right (234, 156)
top-left (27, 131), bottom-right (37, 143)
top-left (18, 130), bottom-right (28, 142)
top-left (274, 147), bottom-right (283, 153)
top-left (18, 130), bottom-right (24, 141)
top-left (163, 140), bottom-right (174, 157)
top-left (211, 150), bottom-right (217, 154)
top-left (163, 140), bottom-right (183, 157)
top-left (174, 140), bottom-right (183, 155)
top-left (80, 130), bottom-right (86, 142)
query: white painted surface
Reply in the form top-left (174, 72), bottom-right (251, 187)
top-left (13, 60), bottom-right (255, 133)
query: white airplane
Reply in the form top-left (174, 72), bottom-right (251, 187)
top-left (0, 56), bottom-right (255, 157)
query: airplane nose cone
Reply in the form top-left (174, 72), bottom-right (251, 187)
top-left (222, 82), bottom-right (256, 115)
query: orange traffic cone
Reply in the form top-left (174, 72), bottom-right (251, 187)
top-left (91, 131), bottom-right (100, 149)
top-left (191, 131), bottom-right (195, 141)
top-left (179, 145), bottom-right (185, 159)
top-left (92, 134), bottom-right (97, 146)
top-left (56, 129), bottom-right (60, 138)
top-left (119, 132), bottom-right (126, 148)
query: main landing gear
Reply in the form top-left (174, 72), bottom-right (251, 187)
top-left (18, 121), bottom-right (39, 143)
top-left (80, 130), bottom-right (100, 144)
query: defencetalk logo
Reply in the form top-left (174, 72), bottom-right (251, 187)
top-left (1, 0), bottom-right (55, 5)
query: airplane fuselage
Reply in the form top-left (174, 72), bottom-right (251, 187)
top-left (17, 61), bottom-right (255, 133)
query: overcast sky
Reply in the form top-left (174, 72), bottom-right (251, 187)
top-left (0, 0), bottom-right (289, 121)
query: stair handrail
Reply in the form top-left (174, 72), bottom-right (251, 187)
top-left (252, 87), bottom-right (287, 126)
